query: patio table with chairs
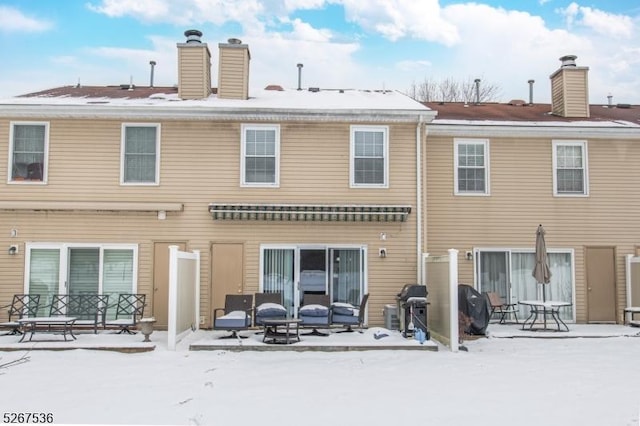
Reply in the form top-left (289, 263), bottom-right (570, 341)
top-left (519, 300), bottom-right (572, 332)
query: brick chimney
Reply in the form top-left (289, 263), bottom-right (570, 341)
top-left (177, 29), bottom-right (212, 100)
top-left (217, 38), bottom-right (250, 100)
top-left (550, 55), bottom-right (589, 118)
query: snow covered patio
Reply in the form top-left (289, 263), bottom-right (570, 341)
top-left (0, 323), bottom-right (638, 352)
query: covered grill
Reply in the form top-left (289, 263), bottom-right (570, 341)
top-left (396, 284), bottom-right (429, 339)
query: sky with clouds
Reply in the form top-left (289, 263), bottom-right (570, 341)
top-left (0, 0), bottom-right (638, 103)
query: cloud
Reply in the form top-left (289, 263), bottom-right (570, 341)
top-left (0, 6), bottom-right (53, 32)
top-left (339, 0), bottom-right (459, 46)
top-left (396, 60), bottom-right (432, 72)
top-left (561, 3), bottom-right (634, 39)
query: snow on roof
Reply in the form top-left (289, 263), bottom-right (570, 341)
top-left (0, 85), bottom-right (432, 112)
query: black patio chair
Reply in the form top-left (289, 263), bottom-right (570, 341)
top-left (105, 293), bottom-right (146, 334)
top-left (0, 294), bottom-right (40, 335)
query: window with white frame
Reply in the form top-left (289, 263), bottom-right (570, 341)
top-left (350, 125), bottom-right (388, 187)
top-left (121, 124), bottom-right (160, 184)
top-left (26, 243), bottom-right (138, 317)
top-left (553, 140), bottom-right (588, 196)
top-left (241, 124), bottom-right (279, 187)
top-left (454, 139), bottom-right (489, 195)
top-left (9, 122), bottom-right (48, 183)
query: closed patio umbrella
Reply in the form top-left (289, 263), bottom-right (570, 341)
top-left (532, 224), bottom-right (552, 302)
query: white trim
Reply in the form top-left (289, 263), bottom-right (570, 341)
top-left (120, 123), bottom-right (161, 186)
top-left (7, 121), bottom-right (49, 185)
top-left (453, 138), bottom-right (490, 196)
top-left (0, 104), bottom-right (437, 124)
top-left (350, 125), bottom-right (389, 188)
top-left (428, 123), bottom-right (640, 139)
top-left (552, 140), bottom-right (589, 197)
top-left (240, 123), bottom-right (280, 188)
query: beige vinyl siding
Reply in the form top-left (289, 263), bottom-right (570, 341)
top-left (0, 118), bottom-right (418, 326)
top-left (217, 47), bottom-right (249, 100)
top-left (178, 46), bottom-right (211, 100)
top-left (426, 134), bottom-right (640, 323)
top-left (551, 68), bottom-right (589, 118)
top-left (551, 76), bottom-right (565, 117)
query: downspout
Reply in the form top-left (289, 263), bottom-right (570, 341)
top-left (416, 117), bottom-right (426, 285)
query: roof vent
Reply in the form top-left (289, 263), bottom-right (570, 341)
top-left (184, 29), bottom-right (203, 44)
top-left (265, 85), bottom-right (284, 91)
top-left (508, 99), bottom-right (526, 106)
top-left (227, 38), bottom-right (242, 45)
top-left (308, 87), bottom-right (320, 93)
top-left (560, 54), bottom-right (577, 68)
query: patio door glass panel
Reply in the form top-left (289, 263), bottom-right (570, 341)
top-left (510, 252), bottom-right (538, 304)
top-left (262, 248), bottom-right (296, 317)
top-left (29, 249), bottom-right (60, 316)
top-left (330, 248), bottom-right (363, 305)
top-left (68, 248), bottom-right (100, 295)
top-left (478, 251), bottom-right (510, 301)
top-left (299, 248), bottom-right (327, 301)
top-left (103, 249), bottom-right (135, 318)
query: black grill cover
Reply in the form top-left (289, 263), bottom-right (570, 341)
top-left (458, 284), bottom-right (490, 335)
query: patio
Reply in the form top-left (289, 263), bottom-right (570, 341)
top-left (0, 323), bottom-right (638, 352)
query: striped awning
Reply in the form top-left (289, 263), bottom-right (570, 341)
top-left (208, 203), bottom-right (411, 222)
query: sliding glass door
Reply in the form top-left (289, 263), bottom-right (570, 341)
top-left (26, 243), bottom-right (137, 316)
top-left (476, 248), bottom-right (574, 321)
top-left (261, 245), bottom-right (366, 317)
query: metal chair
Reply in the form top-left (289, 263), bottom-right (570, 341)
top-left (105, 293), bottom-right (146, 334)
top-left (0, 294), bottom-right (40, 335)
top-left (486, 291), bottom-right (518, 324)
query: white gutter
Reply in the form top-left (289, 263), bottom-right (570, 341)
top-left (0, 104), bottom-right (437, 123)
top-left (428, 122), bottom-right (640, 139)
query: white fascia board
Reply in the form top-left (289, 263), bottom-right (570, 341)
top-left (427, 122), bottom-right (640, 139)
top-left (0, 105), bottom-right (437, 123)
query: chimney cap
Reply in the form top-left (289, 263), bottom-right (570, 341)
top-left (528, 79), bottom-right (535, 83)
top-left (184, 29), bottom-right (203, 43)
top-left (560, 54), bottom-right (577, 67)
top-left (227, 38), bottom-right (242, 45)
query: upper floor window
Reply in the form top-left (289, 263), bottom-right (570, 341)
top-left (9, 122), bottom-right (48, 183)
top-left (454, 139), bottom-right (489, 195)
top-left (241, 124), bottom-right (280, 187)
top-left (121, 124), bottom-right (160, 185)
top-left (350, 126), bottom-right (388, 188)
top-left (553, 140), bottom-right (588, 196)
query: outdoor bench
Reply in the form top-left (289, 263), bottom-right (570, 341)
top-left (46, 294), bottom-right (110, 333)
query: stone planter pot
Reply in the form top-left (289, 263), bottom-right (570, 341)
top-left (138, 317), bottom-right (157, 342)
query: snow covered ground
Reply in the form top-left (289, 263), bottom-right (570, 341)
top-left (1, 326), bottom-right (640, 426)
